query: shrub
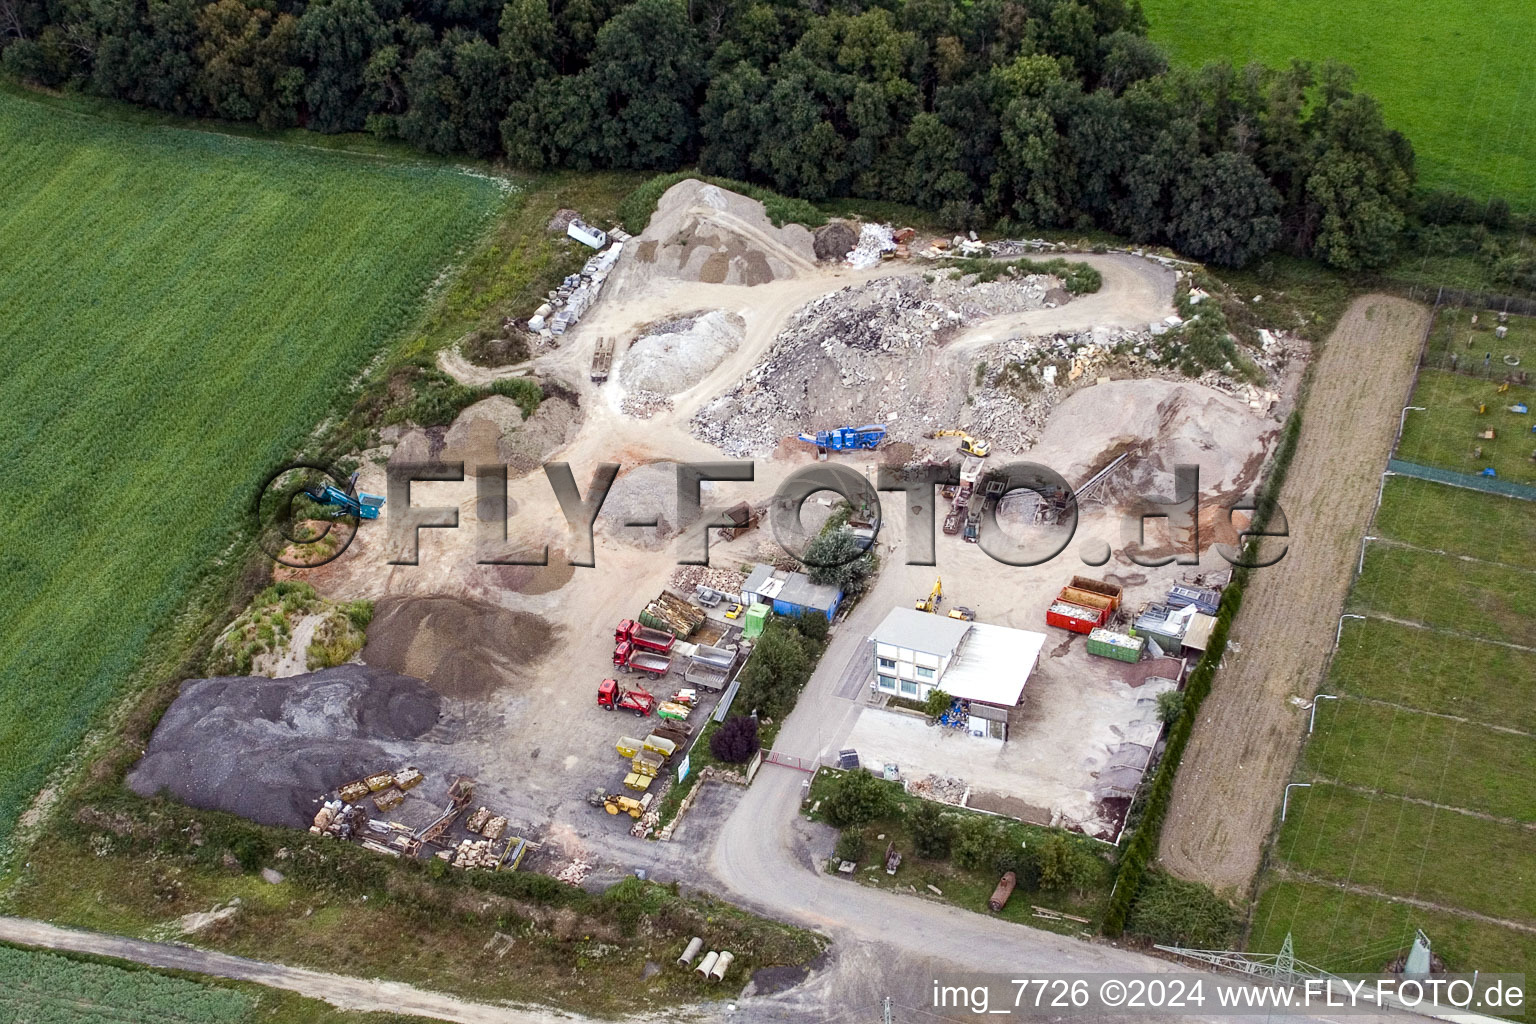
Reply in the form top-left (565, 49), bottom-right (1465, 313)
top-left (834, 828), bottom-right (866, 863)
top-left (910, 802), bottom-right (954, 859)
top-left (922, 688), bottom-right (953, 719)
top-left (951, 815), bottom-right (1005, 871)
top-left (822, 770), bottom-right (894, 828)
top-left (1155, 690), bottom-right (1184, 726)
top-left (709, 716), bottom-right (760, 763)
top-left (1126, 872), bottom-right (1238, 948)
top-left (803, 528), bottom-right (877, 596)
top-left (1037, 834), bottom-right (1101, 896)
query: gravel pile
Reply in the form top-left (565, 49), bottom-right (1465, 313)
top-left (594, 461), bottom-right (726, 549)
top-left (362, 595), bottom-right (556, 700)
top-left (127, 666), bottom-right (443, 827)
top-left (622, 179), bottom-right (815, 289)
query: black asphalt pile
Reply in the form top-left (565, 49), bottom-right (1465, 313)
top-left (127, 666), bottom-right (442, 828)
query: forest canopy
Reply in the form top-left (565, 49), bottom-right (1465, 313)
top-left (2, 0), bottom-right (1416, 268)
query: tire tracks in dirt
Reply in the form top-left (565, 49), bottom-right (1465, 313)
top-left (1157, 295), bottom-right (1431, 894)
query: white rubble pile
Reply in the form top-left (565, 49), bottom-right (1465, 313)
top-left (907, 774), bottom-right (967, 805)
top-left (618, 310), bottom-right (744, 396)
top-left (844, 222), bottom-right (897, 269)
top-left (620, 389), bottom-right (673, 419)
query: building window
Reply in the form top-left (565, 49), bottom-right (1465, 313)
top-left (878, 657), bottom-right (896, 671)
top-left (915, 665), bottom-right (935, 680)
top-left (899, 679), bottom-right (918, 697)
top-left (878, 675), bottom-right (897, 691)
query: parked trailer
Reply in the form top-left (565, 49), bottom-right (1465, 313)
top-left (616, 619), bottom-right (675, 654)
top-left (685, 661), bottom-right (730, 691)
top-left (590, 336), bottom-right (614, 382)
top-left (614, 642), bottom-right (671, 678)
top-left (691, 644), bottom-right (734, 668)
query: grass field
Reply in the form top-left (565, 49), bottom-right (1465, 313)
top-left (1352, 543), bottom-right (1536, 645)
top-left (0, 944), bottom-right (252, 1023)
top-left (1139, 0), bottom-right (1536, 207)
top-left (0, 91), bottom-right (503, 849)
top-left (0, 943), bottom-right (439, 1024)
top-left (1253, 474), bottom-right (1536, 979)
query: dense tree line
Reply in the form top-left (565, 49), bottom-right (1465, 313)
top-left (2, 0), bottom-right (1420, 268)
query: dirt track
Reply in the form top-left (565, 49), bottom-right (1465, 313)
top-left (1158, 295), bottom-right (1430, 894)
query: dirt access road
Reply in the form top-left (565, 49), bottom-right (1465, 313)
top-left (1158, 295), bottom-right (1430, 894)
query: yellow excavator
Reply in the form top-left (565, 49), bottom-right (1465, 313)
top-left (915, 577), bottom-right (943, 613)
top-left (928, 429), bottom-right (990, 458)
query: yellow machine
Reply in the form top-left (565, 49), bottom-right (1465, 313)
top-left (915, 577), bottom-right (943, 613)
top-left (928, 430), bottom-right (991, 458)
top-left (604, 793), bottom-right (650, 818)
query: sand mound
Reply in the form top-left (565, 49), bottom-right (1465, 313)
top-left (1033, 379), bottom-right (1276, 500)
top-left (618, 310), bottom-right (745, 396)
top-left (362, 595), bottom-right (557, 700)
top-left (127, 666), bottom-right (442, 827)
top-left (628, 179), bottom-right (815, 287)
top-left (390, 391), bottom-right (580, 476)
top-left (446, 395), bottom-right (525, 448)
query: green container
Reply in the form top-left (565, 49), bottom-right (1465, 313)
top-left (743, 603), bottom-right (771, 639)
top-left (1087, 628), bottom-right (1143, 663)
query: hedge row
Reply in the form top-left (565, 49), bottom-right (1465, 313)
top-left (1102, 407), bottom-right (1303, 936)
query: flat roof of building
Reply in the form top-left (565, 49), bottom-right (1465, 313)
top-left (1181, 612), bottom-right (1218, 651)
top-left (743, 563), bottom-right (841, 612)
top-left (870, 606), bottom-right (973, 657)
top-left (940, 621), bottom-right (1048, 707)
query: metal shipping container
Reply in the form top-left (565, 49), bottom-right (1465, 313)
top-left (1087, 628), bottom-right (1144, 663)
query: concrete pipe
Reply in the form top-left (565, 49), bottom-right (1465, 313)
top-left (710, 950), bottom-right (734, 981)
top-left (695, 951), bottom-right (719, 978)
top-left (677, 936), bottom-right (703, 967)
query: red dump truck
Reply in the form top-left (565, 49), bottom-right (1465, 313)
top-left (615, 619), bottom-right (676, 654)
top-left (1045, 576), bottom-right (1124, 634)
top-left (614, 641), bottom-right (671, 678)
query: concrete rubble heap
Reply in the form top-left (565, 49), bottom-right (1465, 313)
top-left (691, 272), bottom-right (1053, 456)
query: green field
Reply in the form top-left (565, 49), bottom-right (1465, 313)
top-left (0, 92), bottom-right (502, 848)
top-left (1332, 614), bottom-right (1536, 732)
top-left (0, 943), bottom-right (440, 1024)
top-left (1397, 370), bottom-right (1536, 484)
top-left (0, 944), bottom-right (252, 1023)
top-left (1139, 0), bottom-right (1536, 207)
top-left (1254, 475), bottom-right (1536, 979)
